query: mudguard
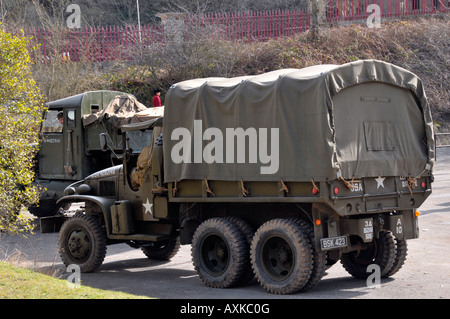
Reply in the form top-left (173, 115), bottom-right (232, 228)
top-left (57, 195), bottom-right (116, 236)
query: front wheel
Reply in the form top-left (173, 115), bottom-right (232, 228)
top-left (58, 214), bottom-right (107, 273)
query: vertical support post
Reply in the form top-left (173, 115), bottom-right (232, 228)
top-left (310, 0), bottom-right (327, 39)
top-left (157, 13), bottom-right (186, 54)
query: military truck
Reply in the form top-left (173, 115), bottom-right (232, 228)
top-left (30, 90), bottom-right (161, 217)
top-left (52, 60), bottom-right (434, 294)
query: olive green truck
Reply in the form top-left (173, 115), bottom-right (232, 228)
top-left (49, 60), bottom-right (434, 294)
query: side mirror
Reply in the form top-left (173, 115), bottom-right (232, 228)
top-left (99, 133), bottom-right (108, 152)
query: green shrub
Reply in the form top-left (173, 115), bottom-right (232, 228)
top-left (0, 26), bottom-right (45, 234)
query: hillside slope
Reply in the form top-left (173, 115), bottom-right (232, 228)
top-left (32, 17), bottom-right (449, 128)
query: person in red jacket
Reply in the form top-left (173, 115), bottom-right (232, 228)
top-left (153, 88), bottom-right (162, 107)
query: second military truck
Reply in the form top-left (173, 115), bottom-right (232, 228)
top-left (30, 90), bottom-right (161, 217)
top-left (54, 60), bottom-right (434, 294)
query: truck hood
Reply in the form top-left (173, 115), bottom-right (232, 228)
top-left (86, 165), bottom-right (123, 180)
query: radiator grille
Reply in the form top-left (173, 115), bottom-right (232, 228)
top-left (99, 181), bottom-right (115, 197)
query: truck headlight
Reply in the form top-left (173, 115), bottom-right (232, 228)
top-left (63, 183), bottom-right (91, 196)
top-left (64, 186), bottom-right (76, 196)
top-left (77, 184), bottom-right (91, 195)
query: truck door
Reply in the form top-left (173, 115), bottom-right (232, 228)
top-left (38, 110), bottom-right (65, 179)
top-left (38, 109), bottom-right (81, 180)
top-left (63, 109), bottom-right (80, 180)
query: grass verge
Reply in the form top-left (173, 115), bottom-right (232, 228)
top-left (0, 261), bottom-right (150, 299)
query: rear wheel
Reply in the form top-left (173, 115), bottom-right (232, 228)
top-left (341, 230), bottom-right (396, 279)
top-left (290, 218), bottom-right (327, 291)
top-left (385, 238), bottom-right (408, 277)
top-left (251, 219), bottom-right (313, 294)
top-left (58, 214), bottom-right (107, 273)
top-left (226, 216), bottom-right (255, 285)
top-left (191, 218), bottom-right (249, 288)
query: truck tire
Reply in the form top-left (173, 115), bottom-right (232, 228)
top-left (226, 216), bottom-right (255, 285)
top-left (341, 230), bottom-right (396, 279)
top-left (289, 218), bottom-right (327, 291)
top-left (325, 249), bottom-right (341, 270)
top-left (141, 236), bottom-right (181, 260)
top-left (251, 219), bottom-right (313, 294)
top-left (58, 214), bottom-right (107, 273)
top-left (191, 217), bottom-right (249, 288)
top-left (384, 238), bottom-right (407, 277)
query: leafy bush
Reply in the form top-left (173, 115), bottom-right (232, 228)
top-left (0, 26), bottom-right (45, 234)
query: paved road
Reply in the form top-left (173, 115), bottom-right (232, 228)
top-left (1, 149), bottom-right (450, 300)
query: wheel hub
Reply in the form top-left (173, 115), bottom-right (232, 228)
top-left (216, 247), bottom-right (225, 259)
top-left (262, 236), bottom-right (294, 281)
top-left (201, 234), bottom-right (229, 276)
top-left (278, 246), bottom-right (289, 264)
top-left (69, 238), bottom-right (81, 251)
top-left (67, 229), bottom-right (90, 260)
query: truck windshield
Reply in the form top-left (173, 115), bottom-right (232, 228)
top-left (41, 110), bottom-right (63, 133)
top-left (127, 130), bottom-right (153, 154)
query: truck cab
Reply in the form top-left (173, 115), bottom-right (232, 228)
top-left (30, 91), bottom-right (139, 217)
top-left (52, 116), bottom-right (181, 271)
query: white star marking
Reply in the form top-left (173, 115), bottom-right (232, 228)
top-left (375, 177), bottom-right (385, 189)
top-left (143, 198), bottom-right (153, 215)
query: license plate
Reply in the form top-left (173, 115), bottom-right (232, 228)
top-left (320, 236), bottom-right (348, 250)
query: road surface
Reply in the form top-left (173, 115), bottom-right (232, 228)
top-left (1, 148), bottom-right (449, 300)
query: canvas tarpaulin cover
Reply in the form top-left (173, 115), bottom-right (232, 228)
top-left (83, 95), bottom-right (164, 127)
top-left (162, 59), bottom-right (434, 183)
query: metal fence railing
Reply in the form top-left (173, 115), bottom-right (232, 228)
top-left (22, 25), bottom-right (164, 62)
top-left (327, 0), bottom-right (449, 22)
top-left (434, 132), bottom-right (450, 160)
top-left (5, 4), bottom-right (448, 63)
top-left (435, 133), bottom-right (450, 147)
top-left (184, 10), bottom-right (311, 42)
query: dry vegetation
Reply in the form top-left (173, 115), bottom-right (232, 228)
top-left (1, 0), bottom-right (310, 27)
top-left (30, 16), bottom-right (449, 129)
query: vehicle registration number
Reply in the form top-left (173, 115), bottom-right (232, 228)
top-left (320, 236), bottom-right (348, 250)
